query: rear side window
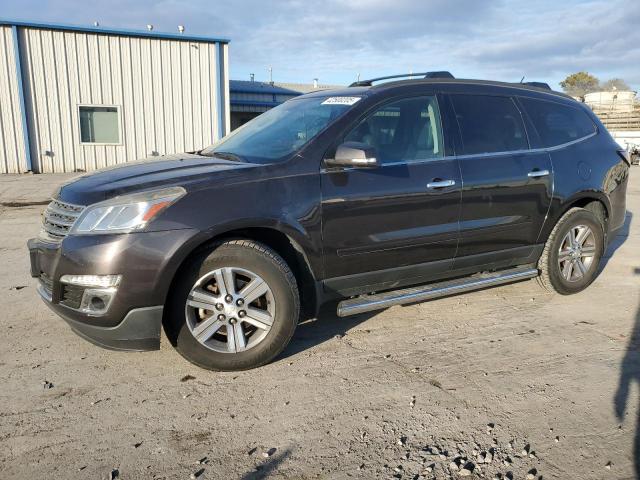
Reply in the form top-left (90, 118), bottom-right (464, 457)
top-left (519, 98), bottom-right (596, 147)
top-left (450, 94), bottom-right (528, 155)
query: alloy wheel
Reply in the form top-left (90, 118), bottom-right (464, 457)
top-left (557, 225), bottom-right (597, 282)
top-left (185, 267), bottom-right (275, 353)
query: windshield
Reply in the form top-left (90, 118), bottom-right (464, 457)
top-left (200, 96), bottom-right (360, 164)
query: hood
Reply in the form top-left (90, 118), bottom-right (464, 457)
top-left (57, 153), bottom-right (258, 205)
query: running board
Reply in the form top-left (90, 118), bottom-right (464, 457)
top-left (337, 267), bottom-right (539, 317)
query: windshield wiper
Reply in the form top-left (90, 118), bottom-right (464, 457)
top-left (210, 151), bottom-right (245, 163)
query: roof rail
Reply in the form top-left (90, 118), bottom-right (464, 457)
top-left (350, 71), bottom-right (454, 87)
top-left (520, 81), bottom-right (552, 90)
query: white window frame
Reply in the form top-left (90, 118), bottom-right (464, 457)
top-left (77, 104), bottom-right (123, 146)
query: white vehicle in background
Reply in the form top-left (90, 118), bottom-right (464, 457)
top-left (630, 144), bottom-right (640, 165)
top-left (627, 142), bottom-right (640, 165)
top-left (611, 133), bottom-right (640, 165)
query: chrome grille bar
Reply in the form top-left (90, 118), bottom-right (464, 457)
top-left (40, 198), bottom-right (85, 241)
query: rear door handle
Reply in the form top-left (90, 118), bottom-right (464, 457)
top-left (528, 169), bottom-right (550, 178)
top-left (426, 179), bottom-right (456, 189)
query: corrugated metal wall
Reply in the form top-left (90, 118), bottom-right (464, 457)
top-left (0, 26), bottom-right (29, 173)
top-left (15, 27), bottom-right (228, 173)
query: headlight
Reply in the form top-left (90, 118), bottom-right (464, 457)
top-left (70, 186), bottom-right (186, 234)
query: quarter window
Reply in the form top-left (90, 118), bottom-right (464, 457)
top-left (79, 106), bottom-right (120, 144)
top-left (519, 98), bottom-right (596, 147)
top-left (344, 96), bottom-right (444, 164)
top-left (450, 94), bottom-right (528, 155)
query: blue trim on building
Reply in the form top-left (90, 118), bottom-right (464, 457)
top-left (11, 25), bottom-right (32, 172)
top-left (0, 18), bottom-right (230, 44)
top-left (215, 43), bottom-right (224, 139)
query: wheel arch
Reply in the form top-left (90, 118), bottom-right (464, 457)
top-left (541, 192), bottom-right (611, 243)
top-left (160, 223), bottom-right (322, 322)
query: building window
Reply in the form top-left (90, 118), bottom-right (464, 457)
top-left (79, 106), bottom-right (120, 144)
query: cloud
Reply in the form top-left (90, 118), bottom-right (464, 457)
top-left (2, 0), bottom-right (639, 90)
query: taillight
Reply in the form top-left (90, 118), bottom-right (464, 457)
top-left (617, 149), bottom-right (631, 166)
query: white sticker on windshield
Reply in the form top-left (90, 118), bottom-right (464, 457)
top-left (321, 96), bottom-right (361, 106)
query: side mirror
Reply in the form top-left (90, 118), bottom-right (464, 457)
top-left (325, 142), bottom-right (379, 168)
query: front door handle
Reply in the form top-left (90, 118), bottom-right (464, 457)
top-left (528, 169), bottom-right (550, 178)
top-left (427, 179), bottom-right (456, 189)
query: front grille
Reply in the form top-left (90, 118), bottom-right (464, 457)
top-left (40, 198), bottom-right (85, 241)
top-left (60, 284), bottom-right (84, 309)
top-left (39, 272), bottom-right (53, 299)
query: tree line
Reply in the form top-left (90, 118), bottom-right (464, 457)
top-left (560, 72), bottom-right (631, 98)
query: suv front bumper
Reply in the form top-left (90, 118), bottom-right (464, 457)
top-left (27, 228), bottom-right (197, 351)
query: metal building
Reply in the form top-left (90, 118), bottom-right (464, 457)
top-left (229, 80), bottom-right (300, 130)
top-left (229, 79), bottom-right (343, 131)
top-left (0, 19), bottom-right (230, 174)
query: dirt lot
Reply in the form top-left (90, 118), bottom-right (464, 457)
top-left (0, 171), bottom-right (639, 480)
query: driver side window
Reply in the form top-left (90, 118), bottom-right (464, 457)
top-left (344, 96), bottom-right (444, 164)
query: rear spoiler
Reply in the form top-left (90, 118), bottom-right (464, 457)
top-left (520, 81), bottom-right (552, 90)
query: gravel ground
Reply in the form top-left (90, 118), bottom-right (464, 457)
top-left (0, 170), bottom-right (639, 479)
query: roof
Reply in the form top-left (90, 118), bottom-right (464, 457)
top-left (230, 80), bottom-right (300, 96)
top-left (274, 82), bottom-right (344, 94)
top-left (296, 79), bottom-right (575, 105)
top-left (371, 78), bottom-right (572, 100)
top-left (0, 18), bottom-right (230, 44)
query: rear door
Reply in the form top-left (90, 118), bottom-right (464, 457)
top-left (447, 93), bottom-right (553, 267)
top-left (320, 93), bottom-right (462, 293)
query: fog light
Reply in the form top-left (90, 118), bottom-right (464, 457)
top-left (78, 288), bottom-right (117, 315)
top-left (60, 274), bottom-right (121, 288)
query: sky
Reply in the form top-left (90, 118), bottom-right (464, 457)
top-left (2, 0), bottom-right (639, 91)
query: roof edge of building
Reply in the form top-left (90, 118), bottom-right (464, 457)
top-left (0, 18), bottom-right (230, 44)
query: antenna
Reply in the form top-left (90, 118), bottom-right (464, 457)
top-left (177, 25), bottom-right (185, 34)
top-left (356, 73), bottom-right (360, 82)
top-left (146, 24), bottom-right (154, 31)
top-left (268, 65), bottom-right (273, 84)
top-left (93, 21), bottom-right (100, 27)
top-left (250, 73), bottom-right (255, 82)
top-left (520, 76), bottom-right (525, 83)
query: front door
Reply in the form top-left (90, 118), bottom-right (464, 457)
top-left (447, 93), bottom-right (553, 266)
top-left (320, 94), bottom-right (462, 294)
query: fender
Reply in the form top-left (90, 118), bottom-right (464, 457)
top-left (540, 189), bottom-right (612, 242)
top-left (152, 216), bottom-right (323, 305)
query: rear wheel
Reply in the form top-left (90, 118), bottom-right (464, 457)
top-left (165, 240), bottom-right (299, 371)
top-left (537, 207), bottom-right (605, 294)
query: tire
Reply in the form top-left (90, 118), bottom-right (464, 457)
top-left (537, 207), bottom-right (605, 295)
top-left (165, 240), bottom-right (299, 371)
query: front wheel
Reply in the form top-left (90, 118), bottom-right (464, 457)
top-left (165, 240), bottom-right (299, 371)
top-left (537, 207), bottom-right (605, 295)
